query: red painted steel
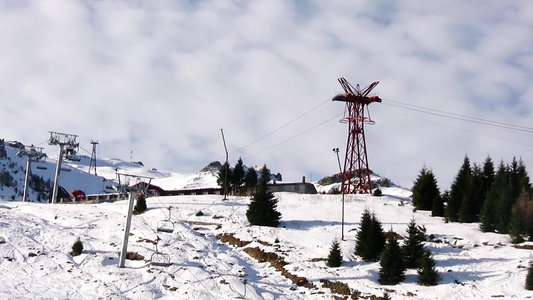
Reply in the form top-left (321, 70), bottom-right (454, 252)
top-left (332, 78), bottom-right (381, 194)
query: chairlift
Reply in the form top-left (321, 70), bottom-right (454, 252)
top-left (156, 207), bottom-right (174, 233)
top-left (150, 237), bottom-right (172, 267)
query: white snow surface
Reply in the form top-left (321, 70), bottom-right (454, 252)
top-left (1, 188), bottom-right (532, 299)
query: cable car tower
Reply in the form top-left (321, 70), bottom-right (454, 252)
top-left (332, 77), bottom-right (381, 194)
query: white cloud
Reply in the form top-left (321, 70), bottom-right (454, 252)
top-left (0, 0), bottom-right (531, 190)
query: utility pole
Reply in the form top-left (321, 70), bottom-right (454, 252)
top-left (333, 148), bottom-right (345, 240)
top-left (17, 145), bottom-right (47, 202)
top-left (220, 129), bottom-right (229, 200)
top-left (48, 131), bottom-right (79, 204)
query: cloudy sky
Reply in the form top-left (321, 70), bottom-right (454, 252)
top-left (1, 0), bottom-right (532, 190)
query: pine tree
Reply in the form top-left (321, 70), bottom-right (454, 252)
top-left (217, 162), bottom-right (233, 195)
top-left (71, 237), bottom-right (84, 256)
top-left (417, 249), bottom-right (439, 286)
top-left (244, 166), bottom-right (258, 195)
top-left (327, 239), bottom-right (343, 268)
top-left (246, 165), bottom-right (281, 227)
top-left (509, 204), bottom-right (525, 244)
top-left (232, 158), bottom-right (245, 195)
top-left (526, 261), bottom-right (533, 290)
top-left (432, 190), bottom-right (446, 217)
top-left (133, 193), bottom-right (147, 214)
top-left (480, 161), bottom-right (508, 232)
top-left (412, 166), bottom-right (440, 211)
top-left (379, 232), bottom-right (405, 285)
top-left (459, 163), bottom-right (483, 223)
top-left (403, 218), bottom-right (426, 269)
top-left (447, 156), bottom-right (472, 222)
top-left (355, 209), bottom-right (385, 262)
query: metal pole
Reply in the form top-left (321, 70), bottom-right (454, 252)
top-left (333, 148), bottom-right (345, 240)
top-left (220, 129), bottom-right (229, 200)
top-left (51, 144), bottom-right (64, 204)
top-left (22, 158), bottom-right (30, 202)
top-left (119, 191), bottom-right (136, 268)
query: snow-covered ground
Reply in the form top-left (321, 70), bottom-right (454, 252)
top-left (1, 187), bottom-right (532, 299)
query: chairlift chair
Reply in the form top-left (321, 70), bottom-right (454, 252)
top-left (150, 237), bottom-right (172, 267)
top-left (156, 207), bottom-right (174, 233)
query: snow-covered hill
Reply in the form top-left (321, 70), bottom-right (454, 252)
top-left (1, 140), bottom-right (532, 299)
top-left (1, 190), bottom-right (532, 299)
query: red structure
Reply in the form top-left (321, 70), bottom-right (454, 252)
top-left (333, 77), bottom-right (381, 194)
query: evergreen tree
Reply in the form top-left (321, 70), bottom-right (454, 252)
top-left (417, 249), bottom-right (439, 286)
top-left (511, 188), bottom-right (533, 242)
top-left (433, 190), bottom-right (447, 217)
top-left (402, 218), bottom-right (426, 269)
top-left (327, 239), bottom-right (343, 268)
top-left (232, 158), bottom-right (245, 195)
top-left (71, 237), bottom-right (84, 256)
top-left (379, 232), bottom-right (405, 285)
top-left (355, 209), bottom-right (385, 262)
top-left (447, 156), bottom-right (472, 222)
top-left (509, 204), bottom-right (525, 244)
top-left (133, 193), bottom-right (147, 214)
top-left (481, 155), bottom-right (495, 206)
top-left (244, 166), bottom-right (258, 195)
top-left (527, 261), bottom-right (533, 290)
top-left (412, 166), bottom-right (440, 211)
top-left (217, 162), bottom-right (233, 195)
top-left (246, 165), bottom-right (281, 227)
top-left (459, 163), bottom-right (484, 223)
top-left (480, 161), bottom-right (508, 232)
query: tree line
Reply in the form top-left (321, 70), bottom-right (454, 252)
top-left (412, 155), bottom-right (532, 243)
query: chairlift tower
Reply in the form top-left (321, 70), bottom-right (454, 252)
top-left (89, 140), bottom-right (98, 176)
top-left (48, 131), bottom-right (79, 203)
top-left (16, 145), bottom-right (47, 202)
top-left (332, 77), bottom-right (381, 194)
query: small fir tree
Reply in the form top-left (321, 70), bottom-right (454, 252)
top-left (447, 156), bottom-right (472, 222)
top-left (355, 209), bottom-right (385, 262)
top-left (133, 193), bottom-right (147, 214)
top-left (379, 232), bottom-right (405, 285)
top-left (412, 166), bottom-right (440, 211)
top-left (509, 204), bottom-right (525, 244)
top-left (232, 158), bottom-right (245, 195)
top-left (402, 218), bottom-right (426, 269)
top-left (246, 165), bottom-right (281, 227)
top-left (244, 166), bottom-right (258, 195)
top-left (71, 237), bottom-right (84, 256)
top-left (373, 188), bottom-right (383, 197)
top-left (526, 262), bottom-right (533, 290)
top-left (217, 162), bottom-right (233, 195)
top-left (327, 239), bottom-right (343, 268)
top-left (417, 249), bottom-right (439, 286)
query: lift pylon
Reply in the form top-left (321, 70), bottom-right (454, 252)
top-left (332, 77), bottom-right (381, 194)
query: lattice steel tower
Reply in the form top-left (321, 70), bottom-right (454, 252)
top-left (89, 140), bottom-right (98, 176)
top-left (332, 77), bottom-right (381, 194)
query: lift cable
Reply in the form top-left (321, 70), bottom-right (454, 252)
top-left (381, 98), bottom-right (533, 134)
top-left (231, 98), bottom-right (331, 155)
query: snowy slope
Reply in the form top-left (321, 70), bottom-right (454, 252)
top-left (1, 189), bottom-right (532, 299)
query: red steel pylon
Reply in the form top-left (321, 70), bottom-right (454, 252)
top-left (332, 77), bottom-right (381, 194)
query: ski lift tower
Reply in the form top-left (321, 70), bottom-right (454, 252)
top-left (16, 145), bottom-right (47, 202)
top-left (48, 131), bottom-right (79, 204)
top-left (89, 140), bottom-right (98, 175)
top-left (332, 77), bottom-right (381, 194)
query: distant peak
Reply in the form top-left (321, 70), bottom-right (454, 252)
top-left (200, 161), bottom-right (222, 173)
